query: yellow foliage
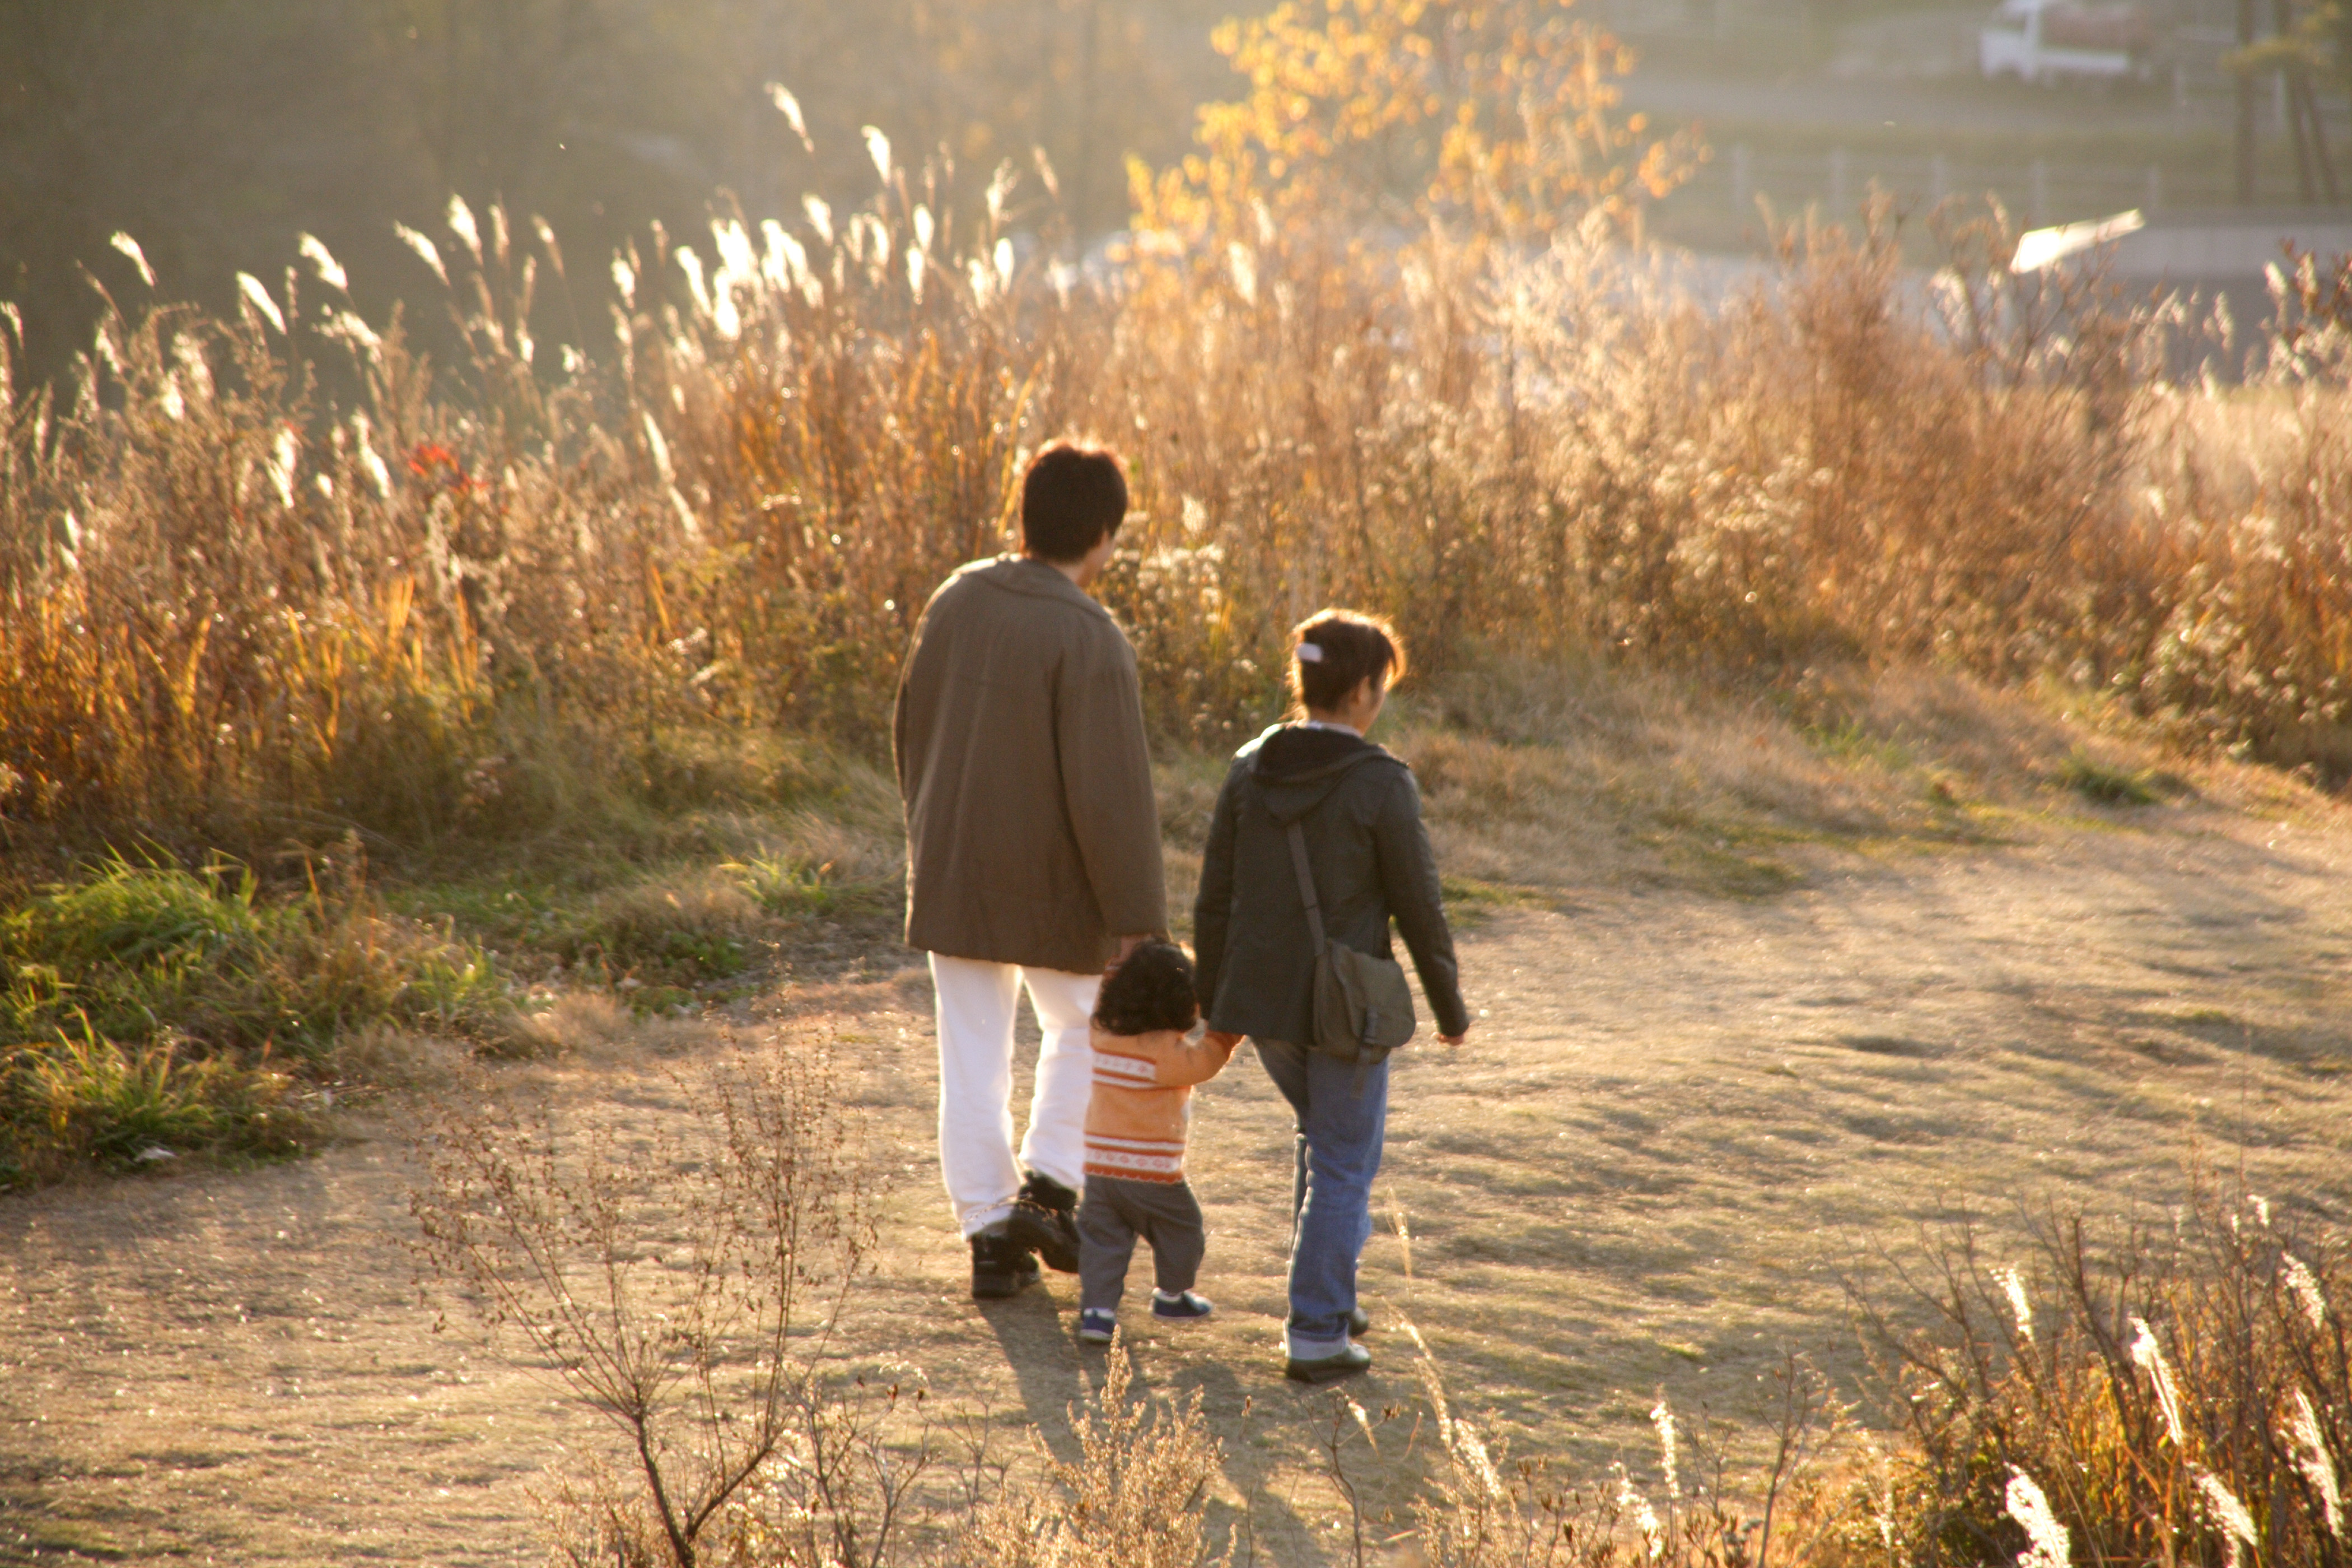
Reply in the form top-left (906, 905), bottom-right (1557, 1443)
top-left (1131, 0), bottom-right (1703, 250)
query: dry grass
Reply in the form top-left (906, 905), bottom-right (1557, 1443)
top-left (1828, 1178), bottom-right (2352, 1567)
top-left (411, 1038), bottom-right (888, 1568)
top-left (4, 163), bottom-right (2350, 867)
top-left (950, 1337), bottom-right (1225, 1568)
top-left (1192, 657), bottom-right (2170, 909)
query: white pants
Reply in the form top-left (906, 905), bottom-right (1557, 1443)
top-left (930, 954), bottom-right (1099, 1236)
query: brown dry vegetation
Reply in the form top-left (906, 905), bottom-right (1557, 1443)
top-left (5, 175), bottom-right (2352, 853)
top-left (8, 4), bottom-right (2352, 1561)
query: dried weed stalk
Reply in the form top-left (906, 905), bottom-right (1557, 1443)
top-left (409, 1035), bottom-right (895, 1568)
top-left (1406, 1323), bottom-right (1850, 1567)
top-left (1847, 1176), bottom-right (2351, 1566)
top-left (954, 1336), bottom-right (1225, 1568)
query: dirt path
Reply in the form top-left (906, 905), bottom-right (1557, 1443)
top-left (7, 802), bottom-right (2352, 1565)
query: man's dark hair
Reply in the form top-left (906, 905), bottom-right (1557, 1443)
top-left (1093, 939), bottom-right (1200, 1036)
top-left (1288, 608), bottom-right (1407, 713)
top-left (1020, 441), bottom-right (1128, 563)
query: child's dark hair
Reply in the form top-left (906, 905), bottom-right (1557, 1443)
top-left (1287, 608), bottom-right (1406, 715)
top-left (1093, 940), bottom-right (1200, 1036)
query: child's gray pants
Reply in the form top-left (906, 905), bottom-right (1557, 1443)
top-left (1077, 1174), bottom-right (1205, 1312)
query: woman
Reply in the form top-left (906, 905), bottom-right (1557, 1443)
top-left (1193, 609), bottom-right (1472, 1383)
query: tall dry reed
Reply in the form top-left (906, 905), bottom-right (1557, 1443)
top-left (1840, 1179), bottom-right (2352, 1567)
top-left (5, 139), bottom-right (2351, 857)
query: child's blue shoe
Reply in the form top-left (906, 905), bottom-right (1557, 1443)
top-left (1077, 1308), bottom-right (1118, 1344)
top-left (1151, 1289), bottom-right (1213, 1320)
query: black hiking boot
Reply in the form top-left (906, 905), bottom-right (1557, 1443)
top-left (1006, 1172), bottom-right (1082, 1274)
top-left (969, 1223), bottom-right (1040, 1300)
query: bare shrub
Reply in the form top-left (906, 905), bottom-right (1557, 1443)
top-left (409, 1035), bottom-right (901, 1568)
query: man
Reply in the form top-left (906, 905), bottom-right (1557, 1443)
top-left (894, 441), bottom-right (1167, 1299)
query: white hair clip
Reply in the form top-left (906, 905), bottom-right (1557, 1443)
top-left (1296, 642), bottom-right (1325, 662)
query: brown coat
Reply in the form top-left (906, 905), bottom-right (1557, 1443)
top-left (1083, 1024), bottom-right (1238, 1183)
top-left (894, 556), bottom-right (1167, 974)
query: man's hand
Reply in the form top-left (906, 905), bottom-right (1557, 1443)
top-left (1203, 1029), bottom-right (1244, 1053)
top-left (1106, 933), bottom-right (1152, 973)
top-left (1439, 1026), bottom-right (1469, 1047)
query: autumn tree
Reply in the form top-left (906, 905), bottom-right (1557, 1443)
top-left (1130, 0), bottom-right (1701, 250)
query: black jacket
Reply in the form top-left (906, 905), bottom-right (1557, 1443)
top-left (1193, 723), bottom-right (1469, 1044)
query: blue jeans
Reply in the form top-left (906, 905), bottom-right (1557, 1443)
top-left (1255, 1039), bottom-right (1389, 1354)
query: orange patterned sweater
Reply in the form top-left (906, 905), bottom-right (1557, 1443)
top-left (1082, 1024), bottom-right (1238, 1183)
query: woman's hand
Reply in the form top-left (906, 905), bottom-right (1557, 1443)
top-left (1439, 1027), bottom-right (1468, 1047)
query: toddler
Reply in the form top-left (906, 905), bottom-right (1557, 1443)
top-left (1075, 940), bottom-right (1236, 1343)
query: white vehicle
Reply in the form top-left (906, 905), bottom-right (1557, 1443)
top-left (1980, 0), bottom-right (2154, 84)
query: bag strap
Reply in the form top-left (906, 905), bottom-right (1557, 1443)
top-left (1285, 821), bottom-right (1329, 959)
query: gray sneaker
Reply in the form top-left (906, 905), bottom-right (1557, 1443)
top-left (1285, 1342), bottom-right (1373, 1384)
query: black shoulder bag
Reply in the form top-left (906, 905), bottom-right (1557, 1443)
top-left (1285, 820), bottom-right (1417, 1066)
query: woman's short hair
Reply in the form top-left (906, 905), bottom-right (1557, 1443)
top-left (1093, 939), bottom-right (1201, 1036)
top-left (1288, 609), bottom-right (1407, 714)
top-left (1020, 442), bottom-right (1128, 562)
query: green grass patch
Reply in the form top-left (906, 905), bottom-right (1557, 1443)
top-left (380, 778), bottom-right (904, 987)
top-left (620, 982), bottom-right (700, 1018)
top-left (0, 853), bottom-right (510, 1187)
top-left (1654, 838), bottom-right (1807, 898)
top-left (1, 1021), bottom-right (313, 1186)
top-left (1440, 874), bottom-right (1551, 929)
top-left (1800, 717), bottom-right (1913, 772)
top-left (724, 851), bottom-right (889, 921)
top-left (2, 855), bottom-right (506, 1058)
top-left (2059, 752), bottom-right (2160, 807)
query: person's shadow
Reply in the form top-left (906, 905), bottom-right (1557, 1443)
top-left (973, 1290), bottom-right (1089, 1464)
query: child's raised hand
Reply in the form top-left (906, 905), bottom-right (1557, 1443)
top-left (1203, 1029), bottom-right (1244, 1053)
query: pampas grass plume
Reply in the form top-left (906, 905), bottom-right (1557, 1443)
top-left (1995, 1264), bottom-right (2035, 1344)
top-left (109, 232), bottom-right (156, 290)
top-left (236, 272), bottom-right (284, 334)
top-left (298, 233), bottom-right (348, 293)
top-left (2129, 1315), bottom-right (2187, 1448)
top-left (2288, 1388), bottom-right (2344, 1541)
top-left (1651, 1396), bottom-right (1680, 1499)
top-left (2285, 1252), bottom-right (2330, 1328)
top-left (446, 194), bottom-right (482, 265)
top-left (2191, 1466), bottom-right (2259, 1568)
top-left (2006, 1468), bottom-right (2072, 1568)
top-left (765, 82), bottom-right (812, 153)
top-left (395, 223), bottom-right (447, 288)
